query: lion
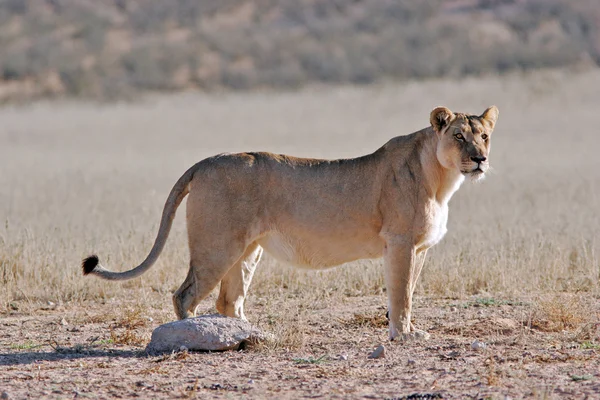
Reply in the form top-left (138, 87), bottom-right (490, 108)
top-left (82, 105), bottom-right (499, 341)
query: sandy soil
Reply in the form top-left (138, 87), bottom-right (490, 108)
top-left (1, 294), bottom-right (598, 399)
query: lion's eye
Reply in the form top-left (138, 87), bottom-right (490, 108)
top-left (454, 133), bottom-right (464, 141)
top-left (481, 133), bottom-right (488, 140)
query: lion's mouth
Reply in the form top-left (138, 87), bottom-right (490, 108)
top-left (461, 166), bottom-right (486, 176)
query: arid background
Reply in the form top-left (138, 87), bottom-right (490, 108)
top-left (1, 1), bottom-right (600, 399)
top-left (0, 1), bottom-right (599, 101)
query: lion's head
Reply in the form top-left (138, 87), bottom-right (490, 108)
top-left (430, 106), bottom-right (499, 181)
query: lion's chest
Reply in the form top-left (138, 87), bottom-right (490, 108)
top-left (415, 201), bottom-right (449, 251)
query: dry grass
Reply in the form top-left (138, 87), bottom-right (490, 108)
top-left (484, 358), bottom-right (501, 387)
top-left (0, 68), bottom-right (599, 326)
top-left (109, 328), bottom-right (147, 347)
top-left (253, 300), bottom-right (308, 351)
top-left (111, 308), bottom-right (150, 330)
top-left (530, 294), bottom-right (595, 332)
top-left (342, 312), bottom-right (389, 329)
top-left (105, 307), bottom-right (152, 346)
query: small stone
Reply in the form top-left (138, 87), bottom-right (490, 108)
top-left (413, 330), bottom-right (430, 341)
top-left (179, 345), bottom-right (188, 352)
top-left (147, 317), bottom-right (154, 322)
top-left (60, 318), bottom-right (68, 326)
top-left (368, 344), bottom-right (385, 359)
top-left (1, 391), bottom-right (9, 399)
top-left (407, 359), bottom-right (416, 366)
top-left (471, 340), bottom-right (487, 351)
top-left (339, 354), bottom-right (348, 361)
top-left (47, 301), bottom-right (55, 306)
top-left (450, 306), bottom-right (457, 312)
top-left (248, 379), bottom-right (255, 384)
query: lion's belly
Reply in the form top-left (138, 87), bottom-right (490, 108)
top-left (258, 231), bottom-right (384, 269)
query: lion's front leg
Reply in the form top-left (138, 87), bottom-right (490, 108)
top-left (384, 238), bottom-right (414, 340)
top-left (411, 249), bottom-right (428, 298)
top-left (384, 237), bottom-right (429, 342)
top-left (407, 249), bottom-right (430, 340)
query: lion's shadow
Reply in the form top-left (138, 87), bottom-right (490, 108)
top-left (0, 348), bottom-right (144, 366)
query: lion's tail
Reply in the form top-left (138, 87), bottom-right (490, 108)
top-left (82, 163), bottom-right (199, 281)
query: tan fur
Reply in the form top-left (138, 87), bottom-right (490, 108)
top-left (83, 106), bottom-right (499, 341)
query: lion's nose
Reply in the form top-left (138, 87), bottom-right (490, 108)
top-left (471, 156), bottom-right (487, 163)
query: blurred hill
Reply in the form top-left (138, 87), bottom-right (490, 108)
top-left (0, 0), bottom-right (598, 101)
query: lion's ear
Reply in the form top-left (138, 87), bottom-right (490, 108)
top-left (480, 106), bottom-right (499, 130)
top-left (430, 106), bottom-right (455, 134)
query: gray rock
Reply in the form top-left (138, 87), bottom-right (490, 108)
top-left (471, 340), bottom-right (487, 351)
top-left (146, 314), bottom-right (268, 354)
top-left (368, 344), bottom-right (385, 359)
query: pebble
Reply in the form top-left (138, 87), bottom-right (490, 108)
top-left (60, 318), bottom-right (68, 326)
top-left (407, 359), bottom-right (416, 366)
top-left (1, 392), bottom-right (9, 399)
top-left (471, 340), bottom-right (487, 351)
top-left (179, 345), bottom-right (189, 352)
top-left (339, 354), bottom-right (348, 361)
top-left (368, 344), bottom-right (385, 359)
top-left (449, 306), bottom-right (457, 312)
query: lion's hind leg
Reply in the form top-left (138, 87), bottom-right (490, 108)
top-left (173, 263), bottom-right (226, 320)
top-left (172, 268), bottom-right (197, 320)
top-left (216, 243), bottom-right (263, 320)
top-left (172, 243), bottom-right (248, 320)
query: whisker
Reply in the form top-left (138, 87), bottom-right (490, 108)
top-left (485, 165), bottom-right (497, 176)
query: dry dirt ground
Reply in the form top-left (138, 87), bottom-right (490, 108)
top-left (1, 292), bottom-right (599, 399)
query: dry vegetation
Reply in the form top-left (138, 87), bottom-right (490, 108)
top-left (0, 0), bottom-right (599, 101)
top-left (0, 69), bottom-right (599, 398)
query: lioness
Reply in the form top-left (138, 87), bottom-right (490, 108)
top-left (83, 105), bottom-right (499, 341)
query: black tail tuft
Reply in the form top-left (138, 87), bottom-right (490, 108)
top-left (82, 255), bottom-right (99, 275)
